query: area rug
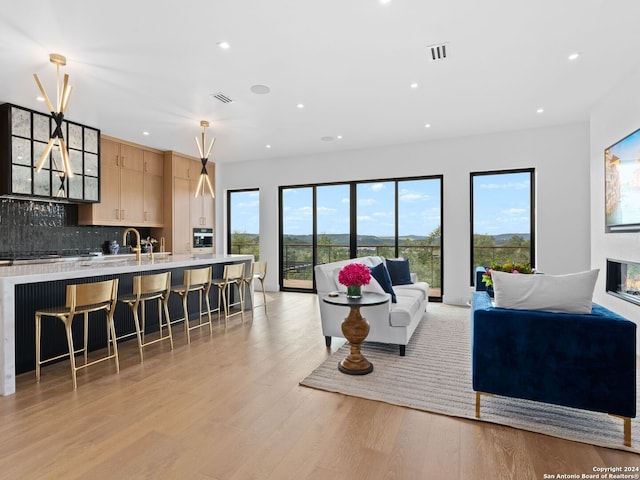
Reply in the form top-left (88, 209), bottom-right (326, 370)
top-left (300, 303), bottom-right (640, 453)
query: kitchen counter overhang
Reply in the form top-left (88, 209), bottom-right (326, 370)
top-left (0, 253), bottom-right (254, 395)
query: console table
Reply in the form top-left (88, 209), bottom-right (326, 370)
top-left (322, 292), bottom-right (388, 375)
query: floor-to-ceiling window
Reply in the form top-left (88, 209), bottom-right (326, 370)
top-left (356, 181), bottom-right (395, 258)
top-left (281, 187), bottom-right (314, 289)
top-left (227, 189), bottom-right (260, 259)
top-left (398, 178), bottom-right (442, 298)
top-left (317, 184), bottom-right (351, 265)
top-left (279, 176), bottom-right (443, 300)
top-left (470, 169), bottom-right (535, 285)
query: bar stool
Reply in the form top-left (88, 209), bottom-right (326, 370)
top-left (212, 263), bottom-right (245, 329)
top-left (119, 272), bottom-right (173, 362)
top-left (35, 278), bottom-right (120, 390)
top-left (242, 261), bottom-right (267, 311)
top-left (171, 266), bottom-right (212, 343)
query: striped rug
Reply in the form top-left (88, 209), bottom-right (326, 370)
top-left (300, 302), bottom-right (640, 453)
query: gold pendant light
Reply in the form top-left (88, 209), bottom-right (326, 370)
top-left (33, 53), bottom-right (74, 179)
top-left (193, 120), bottom-right (215, 197)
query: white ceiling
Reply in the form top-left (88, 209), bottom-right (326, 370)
top-left (1, 0), bottom-right (639, 164)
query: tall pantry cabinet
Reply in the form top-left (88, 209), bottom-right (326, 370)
top-left (159, 151), bottom-right (215, 254)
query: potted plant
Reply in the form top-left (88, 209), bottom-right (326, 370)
top-left (338, 263), bottom-right (371, 298)
top-left (481, 261), bottom-right (533, 295)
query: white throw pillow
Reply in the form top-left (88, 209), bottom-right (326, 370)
top-left (492, 269), bottom-right (599, 314)
top-left (333, 267), bottom-right (347, 292)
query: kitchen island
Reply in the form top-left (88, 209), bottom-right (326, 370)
top-left (0, 253), bottom-right (253, 395)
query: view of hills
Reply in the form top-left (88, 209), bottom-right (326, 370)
top-left (234, 232), bottom-right (530, 245)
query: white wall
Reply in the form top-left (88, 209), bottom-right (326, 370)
top-left (217, 123), bottom-right (591, 305)
top-left (590, 62), bottom-right (640, 338)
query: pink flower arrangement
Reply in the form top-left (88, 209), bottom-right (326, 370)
top-left (338, 263), bottom-right (371, 287)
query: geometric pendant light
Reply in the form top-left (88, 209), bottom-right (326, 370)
top-left (193, 120), bottom-right (215, 197)
top-left (33, 53), bottom-right (74, 183)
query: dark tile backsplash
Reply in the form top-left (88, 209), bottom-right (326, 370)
top-left (0, 198), bottom-right (151, 257)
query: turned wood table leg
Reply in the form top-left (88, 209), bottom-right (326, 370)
top-left (339, 305), bottom-right (373, 375)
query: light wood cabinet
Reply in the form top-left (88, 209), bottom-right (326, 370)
top-left (78, 136), bottom-right (164, 227)
top-left (158, 151), bottom-right (215, 254)
top-left (143, 150), bottom-right (164, 225)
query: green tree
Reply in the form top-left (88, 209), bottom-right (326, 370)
top-left (231, 231), bottom-right (259, 260)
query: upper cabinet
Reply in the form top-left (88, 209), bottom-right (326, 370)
top-left (0, 103), bottom-right (100, 202)
top-left (78, 136), bottom-right (164, 227)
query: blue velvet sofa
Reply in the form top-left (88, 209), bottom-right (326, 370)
top-left (471, 290), bottom-right (637, 446)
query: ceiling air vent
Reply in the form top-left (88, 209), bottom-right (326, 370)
top-left (427, 42), bottom-right (448, 61)
top-left (210, 92), bottom-right (233, 104)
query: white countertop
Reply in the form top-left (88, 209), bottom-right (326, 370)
top-left (0, 253), bottom-right (253, 283)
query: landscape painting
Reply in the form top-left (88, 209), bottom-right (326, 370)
top-left (605, 128), bottom-right (640, 232)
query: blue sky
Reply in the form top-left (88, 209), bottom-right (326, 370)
top-left (232, 174), bottom-right (530, 237)
top-left (472, 172), bottom-right (531, 235)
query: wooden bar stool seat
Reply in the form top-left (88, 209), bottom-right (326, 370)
top-left (35, 278), bottom-right (120, 390)
top-left (119, 272), bottom-right (173, 362)
top-left (212, 263), bottom-right (245, 329)
top-left (171, 267), bottom-right (212, 344)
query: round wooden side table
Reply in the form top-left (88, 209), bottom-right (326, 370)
top-left (322, 292), bottom-right (389, 375)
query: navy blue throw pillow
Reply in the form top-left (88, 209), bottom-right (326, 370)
top-left (369, 263), bottom-right (397, 303)
top-left (386, 258), bottom-right (412, 285)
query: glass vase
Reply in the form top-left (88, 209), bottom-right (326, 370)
top-left (346, 285), bottom-right (362, 299)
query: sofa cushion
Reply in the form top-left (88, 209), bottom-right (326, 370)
top-left (386, 258), bottom-right (413, 285)
top-left (369, 263), bottom-right (397, 303)
top-left (395, 282), bottom-right (430, 301)
top-left (492, 269), bottom-right (599, 314)
top-left (389, 293), bottom-right (423, 326)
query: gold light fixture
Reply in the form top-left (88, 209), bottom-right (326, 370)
top-left (33, 53), bottom-right (74, 181)
top-left (193, 120), bottom-right (215, 197)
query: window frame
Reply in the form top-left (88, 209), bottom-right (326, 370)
top-left (227, 188), bottom-right (260, 258)
top-left (469, 168), bottom-right (535, 285)
top-left (279, 175), bottom-right (443, 300)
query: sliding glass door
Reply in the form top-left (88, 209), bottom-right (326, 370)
top-left (356, 181), bottom-right (395, 258)
top-left (317, 184), bottom-right (351, 265)
top-left (398, 179), bottom-right (442, 298)
top-left (281, 187), bottom-right (314, 289)
top-left (279, 176), bottom-right (443, 300)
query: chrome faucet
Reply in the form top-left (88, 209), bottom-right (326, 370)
top-left (123, 228), bottom-right (141, 263)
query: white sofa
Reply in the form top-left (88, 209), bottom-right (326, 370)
top-left (314, 256), bottom-right (429, 356)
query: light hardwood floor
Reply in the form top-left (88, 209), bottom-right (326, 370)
top-left (0, 292), bottom-right (637, 479)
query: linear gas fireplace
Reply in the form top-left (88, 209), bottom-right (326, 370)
top-left (606, 259), bottom-right (640, 307)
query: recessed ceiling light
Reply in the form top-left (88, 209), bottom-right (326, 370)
top-left (424, 123), bottom-right (431, 128)
top-left (265, 144), bottom-right (271, 149)
top-left (337, 135), bottom-right (343, 140)
top-left (143, 131), bottom-right (150, 136)
top-left (410, 83), bottom-right (418, 89)
top-left (568, 52), bottom-right (580, 61)
top-left (380, 0), bottom-right (392, 4)
top-left (536, 108), bottom-right (544, 114)
top-left (250, 84), bottom-right (271, 95)
top-left (297, 103), bottom-right (304, 109)
top-left (36, 96), bottom-right (45, 102)
top-left (217, 41), bottom-right (230, 49)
